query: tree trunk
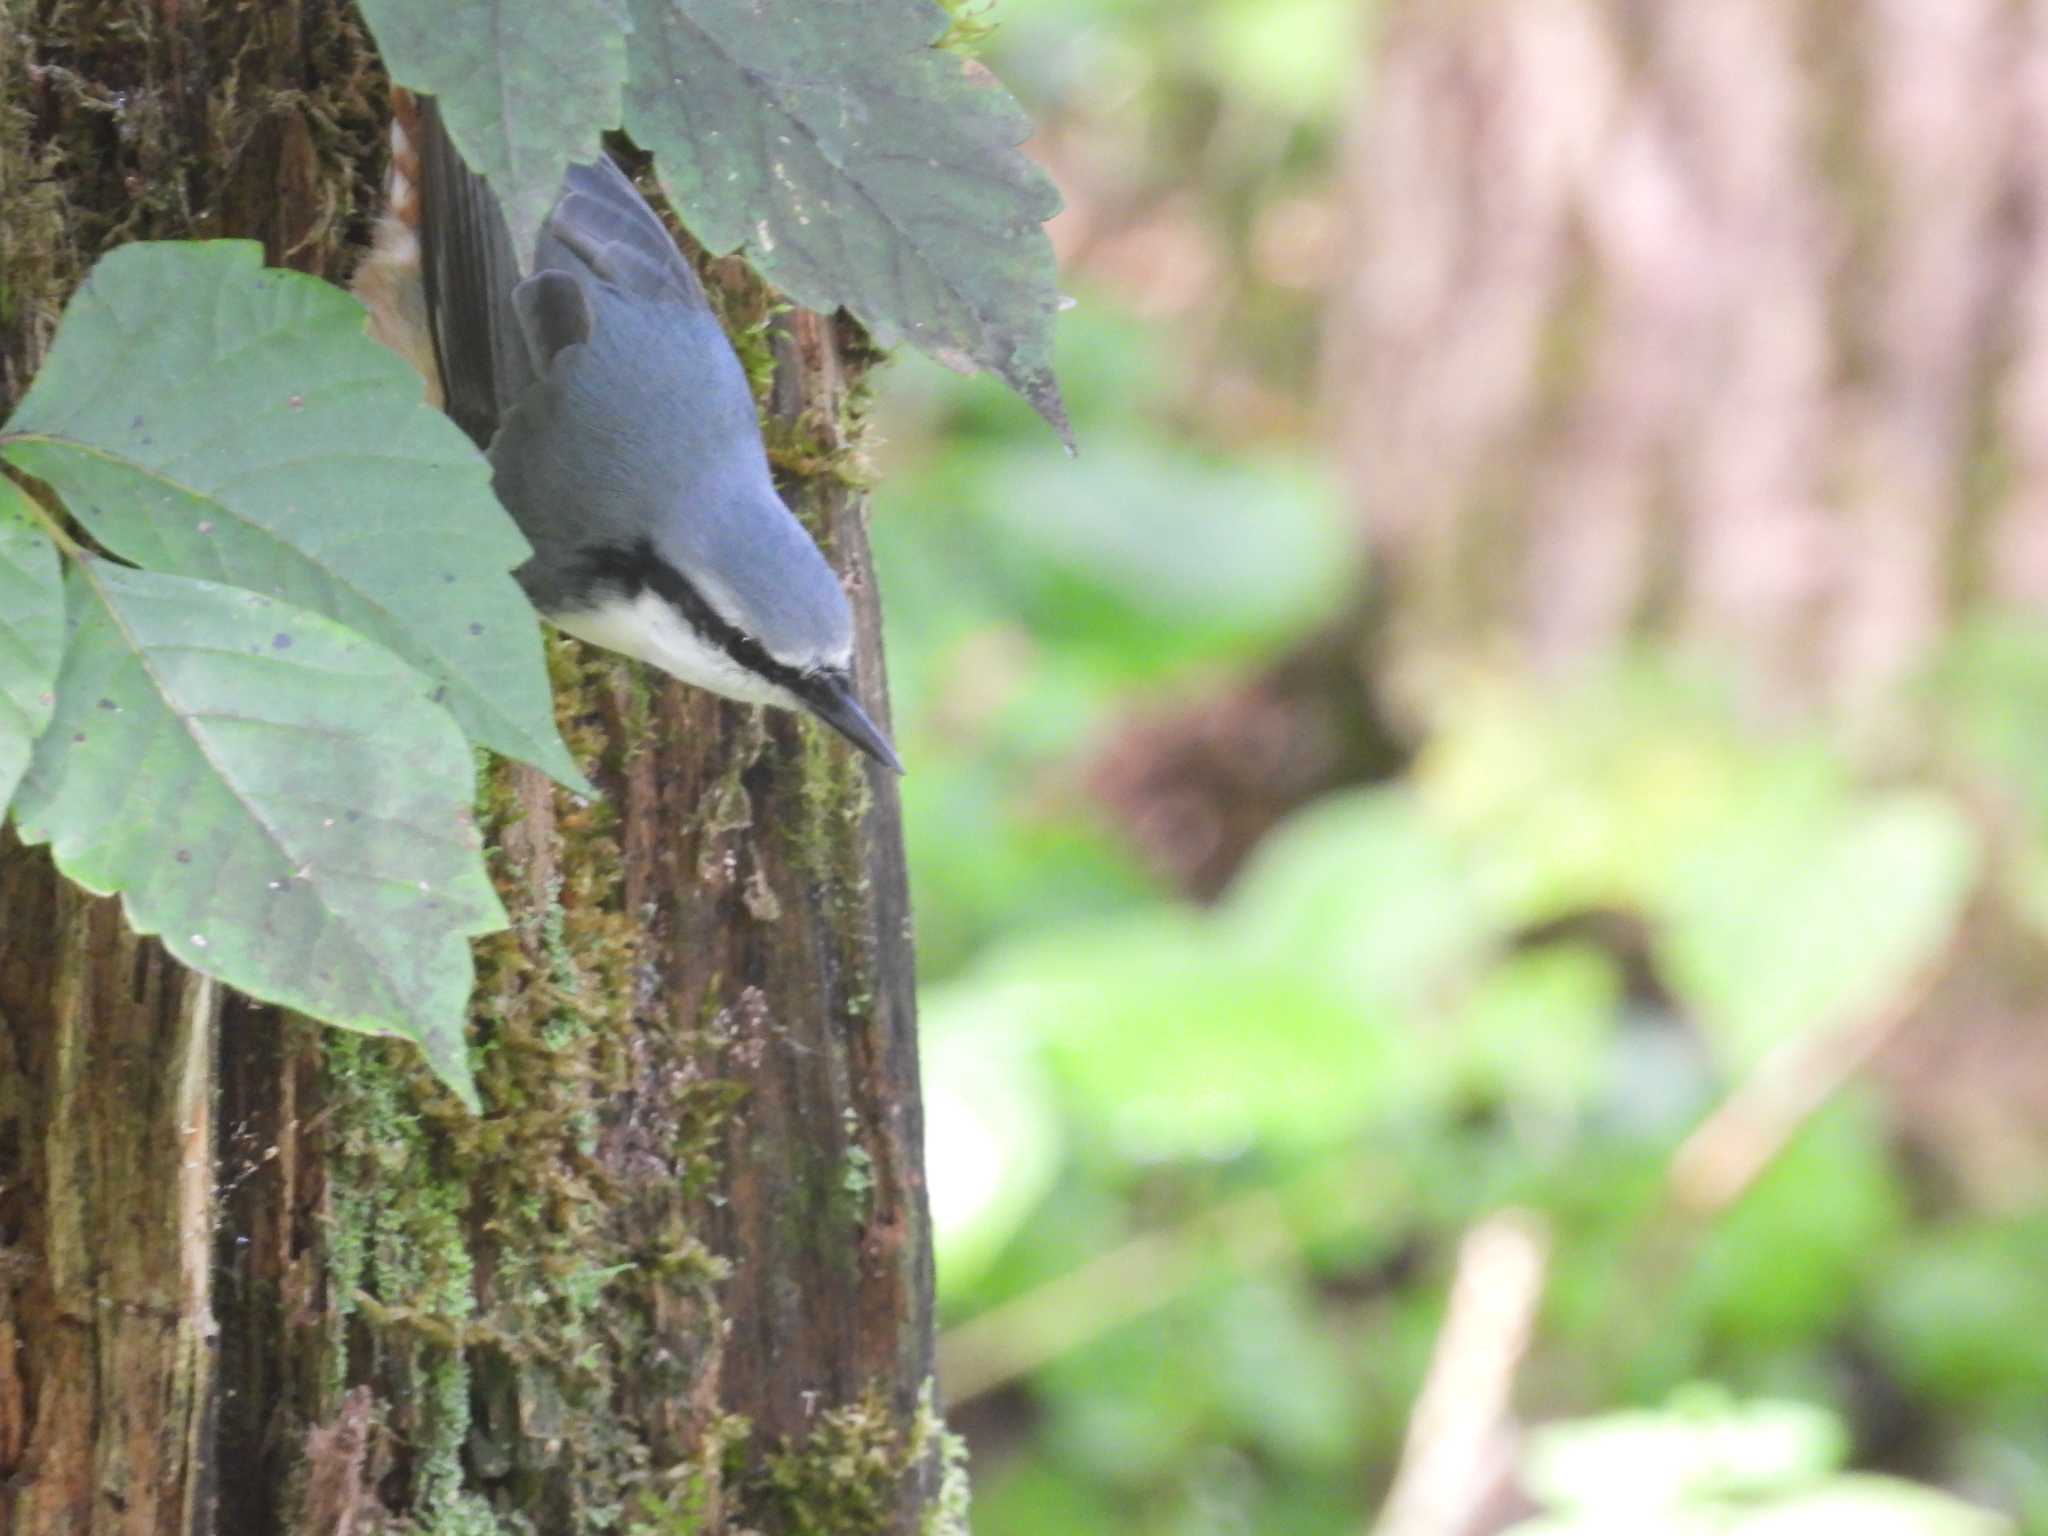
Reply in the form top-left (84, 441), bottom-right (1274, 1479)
top-left (0, 4), bottom-right (946, 1533)
top-left (1316, 0), bottom-right (2048, 1194)
top-left (1327, 0), bottom-right (2048, 710)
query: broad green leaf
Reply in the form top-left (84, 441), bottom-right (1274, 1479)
top-left (1451, 944), bottom-right (1621, 1120)
top-left (1869, 1214), bottom-right (2048, 1410)
top-left (623, 0), bottom-right (1071, 443)
top-left (1, 242), bottom-right (587, 791)
top-left (978, 444), bottom-right (1349, 644)
top-left (1419, 660), bottom-right (1834, 926)
top-left (1207, 1279), bottom-right (1364, 1469)
top-left (921, 1006), bottom-right (1062, 1300)
top-left (0, 478), bottom-right (63, 816)
top-left (12, 562), bottom-right (503, 1107)
top-left (1419, 660), bottom-right (1981, 1064)
top-left (969, 913), bottom-right (1437, 1157)
top-left (1676, 1102), bottom-right (1905, 1349)
top-left (1657, 792), bottom-right (1978, 1067)
top-left (1224, 787), bottom-right (1489, 1014)
top-left (1509, 1480), bottom-right (2009, 1536)
top-left (1520, 1391), bottom-right (1847, 1513)
top-left (1036, 1295), bottom-right (1217, 1482)
top-left (354, 0), bottom-right (630, 264)
top-left (1925, 616), bottom-right (2048, 938)
top-left (1726, 1477), bottom-right (2012, 1536)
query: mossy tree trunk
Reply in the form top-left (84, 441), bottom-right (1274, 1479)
top-left (0, 4), bottom-right (944, 1533)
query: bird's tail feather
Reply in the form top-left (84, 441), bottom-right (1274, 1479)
top-left (412, 97), bottom-right (539, 450)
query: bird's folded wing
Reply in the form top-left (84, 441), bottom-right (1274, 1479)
top-left (539, 156), bottom-right (712, 310)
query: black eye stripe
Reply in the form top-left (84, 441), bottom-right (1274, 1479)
top-left (575, 541), bottom-right (825, 696)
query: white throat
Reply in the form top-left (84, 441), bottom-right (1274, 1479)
top-left (551, 589), bottom-right (805, 711)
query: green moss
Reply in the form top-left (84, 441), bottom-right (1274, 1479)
top-left (418, 1350), bottom-right (482, 1518)
top-left (323, 1029), bottom-right (486, 1522)
top-left (724, 284), bottom-right (791, 408)
top-left (754, 1388), bottom-right (906, 1535)
top-left (842, 1143), bottom-right (876, 1215)
top-left (320, 632), bottom-right (752, 1527)
top-left (424, 1490), bottom-right (517, 1536)
top-left (629, 1482), bottom-right (711, 1536)
top-left (786, 695), bottom-right (877, 881)
top-left (910, 1381), bottom-right (973, 1536)
top-left (764, 408), bottom-right (875, 487)
top-left (749, 1381), bottom-right (969, 1536)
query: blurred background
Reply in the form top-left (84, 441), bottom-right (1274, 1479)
top-left (872, 1), bottom-right (2048, 1532)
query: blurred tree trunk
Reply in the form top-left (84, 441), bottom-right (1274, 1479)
top-left (0, 4), bottom-right (942, 1534)
top-left (1320, 0), bottom-right (2048, 1192)
top-left (1328, 0), bottom-right (2048, 713)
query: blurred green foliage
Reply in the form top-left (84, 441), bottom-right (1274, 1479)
top-left (1507, 1391), bottom-right (2008, 1535)
top-left (867, 2), bottom-right (2048, 1533)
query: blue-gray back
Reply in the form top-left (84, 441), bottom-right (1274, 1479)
top-left (491, 281), bottom-right (853, 666)
top-left (414, 104), bottom-right (853, 669)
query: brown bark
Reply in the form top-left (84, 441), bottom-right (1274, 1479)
top-left (0, 857), bottom-right (217, 1534)
top-left (0, 3), bottom-right (941, 1532)
top-left (1325, 0), bottom-right (2048, 709)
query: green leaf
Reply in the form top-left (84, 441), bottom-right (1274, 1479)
top-left (972, 913), bottom-right (1436, 1157)
top-left (1869, 1214), bottom-right (2048, 1411)
top-left (354, 0), bottom-right (630, 263)
top-left (1676, 1102), bottom-right (1905, 1349)
top-left (1925, 617), bottom-right (2048, 939)
top-left (623, 0), bottom-right (1071, 443)
top-left (1724, 1477), bottom-right (2013, 1536)
top-left (978, 443), bottom-right (1349, 643)
top-left (1657, 791), bottom-right (1978, 1067)
top-left (1520, 1390), bottom-right (1848, 1513)
top-left (12, 562), bottom-right (503, 1108)
top-left (1224, 788), bottom-right (1490, 1015)
top-left (921, 1006), bottom-right (1062, 1301)
top-left (1451, 944), bottom-right (1622, 1120)
top-left (0, 478), bottom-right (63, 816)
top-left (1510, 1477), bottom-right (2012, 1536)
top-left (1, 242), bottom-right (587, 791)
top-left (1207, 1279), bottom-right (1364, 1469)
top-left (1419, 659), bottom-right (1820, 926)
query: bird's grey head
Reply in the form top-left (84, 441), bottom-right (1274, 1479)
top-left (637, 456), bottom-right (902, 771)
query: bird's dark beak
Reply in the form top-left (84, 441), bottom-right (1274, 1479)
top-left (794, 669), bottom-right (904, 774)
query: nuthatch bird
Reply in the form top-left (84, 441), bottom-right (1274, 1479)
top-left (354, 96), bottom-right (902, 772)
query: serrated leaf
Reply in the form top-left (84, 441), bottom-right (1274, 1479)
top-left (623, 0), bottom-right (1071, 443)
top-left (0, 477), bottom-right (64, 816)
top-left (1, 242), bottom-right (588, 791)
top-left (11, 562), bottom-right (501, 1108)
top-left (355, 0), bottom-right (630, 263)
